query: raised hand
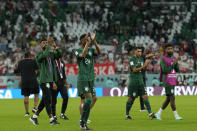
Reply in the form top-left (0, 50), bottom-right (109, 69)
top-left (91, 31), bottom-right (96, 41)
top-left (174, 56), bottom-right (180, 64)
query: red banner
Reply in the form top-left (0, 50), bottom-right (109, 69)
top-left (65, 63), bottom-right (116, 76)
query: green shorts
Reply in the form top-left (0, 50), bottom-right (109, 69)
top-left (164, 85), bottom-right (175, 96)
top-left (128, 85), bottom-right (147, 98)
top-left (77, 80), bottom-right (96, 98)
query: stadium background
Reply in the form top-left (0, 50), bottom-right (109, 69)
top-left (0, 0), bottom-right (197, 98)
top-left (0, 1), bottom-right (197, 131)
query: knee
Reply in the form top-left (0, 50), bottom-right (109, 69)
top-left (93, 96), bottom-right (97, 102)
top-left (24, 99), bottom-right (29, 104)
top-left (166, 96), bottom-right (170, 102)
top-left (142, 95), bottom-right (148, 100)
top-left (170, 95), bottom-right (175, 101)
top-left (128, 97), bottom-right (134, 102)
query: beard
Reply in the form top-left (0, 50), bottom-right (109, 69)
top-left (167, 52), bottom-right (173, 56)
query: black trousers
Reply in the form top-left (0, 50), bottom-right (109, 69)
top-left (51, 80), bottom-right (69, 116)
top-left (38, 83), bottom-right (53, 116)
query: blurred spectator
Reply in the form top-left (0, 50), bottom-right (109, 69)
top-left (6, 79), bottom-right (15, 89)
top-left (152, 77), bottom-right (160, 86)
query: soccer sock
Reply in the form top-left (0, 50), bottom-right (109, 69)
top-left (81, 98), bottom-right (92, 125)
top-left (157, 108), bottom-right (163, 115)
top-left (126, 100), bottom-right (133, 116)
top-left (140, 97), bottom-right (145, 110)
top-left (144, 99), bottom-right (152, 114)
top-left (173, 111), bottom-right (179, 117)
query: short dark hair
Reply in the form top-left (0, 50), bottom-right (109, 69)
top-left (80, 34), bottom-right (86, 41)
top-left (24, 51), bottom-right (31, 58)
top-left (164, 43), bottom-right (173, 49)
top-left (136, 46), bottom-right (142, 50)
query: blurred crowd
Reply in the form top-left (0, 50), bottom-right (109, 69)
top-left (0, 0), bottom-right (197, 75)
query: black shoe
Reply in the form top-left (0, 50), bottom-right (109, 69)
top-left (29, 117), bottom-right (39, 125)
top-left (24, 112), bottom-right (30, 117)
top-left (32, 108), bottom-right (38, 113)
top-left (149, 113), bottom-right (156, 120)
top-left (53, 116), bottom-right (58, 121)
top-left (50, 119), bottom-right (60, 125)
top-left (80, 124), bottom-right (93, 130)
top-left (60, 114), bottom-right (69, 120)
top-left (125, 115), bottom-right (133, 120)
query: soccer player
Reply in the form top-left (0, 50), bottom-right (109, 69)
top-left (74, 31), bottom-right (101, 130)
top-left (29, 40), bottom-right (60, 125)
top-left (49, 37), bottom-right (70, 120)
top-left (155, 43), bottom-right (183, 120)
top-left (14, 51), bottom-right (39, 117)
top-left (126, 47), bottom-right (155, 120)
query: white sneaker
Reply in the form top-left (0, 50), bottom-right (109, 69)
top-left (24, 112), bottom-right (30, 117)
top-left (87, 119), bottom-right (91, 124)
top-left (155, 113), bottom-right (161, 120)
top-left (175, 116), bottom-right (183, 120)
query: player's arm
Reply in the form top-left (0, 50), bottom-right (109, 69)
top-left (36, 46), bottom-right (51, 62)
top-left (145, 52), bottom-right (159, 59)
top-left (175, 63), bottom-right (179, 72)
top-left (14, 61), bottom-right (21, 74)
top-left (132, 60), bottom-right (150, 72)
top-left (63, 63), bottom-right (69, 90)
top-left (160, 57), bottom-right (177, 73)
top-left (79, 35), bottom-right (91, 58)
top-left (92, 31), bottom-right (101, 55)
top-left (54, 47), bottom-right (63, 59)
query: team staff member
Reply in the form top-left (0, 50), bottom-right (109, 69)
top-left (15, 51), bottom-right (39, 117)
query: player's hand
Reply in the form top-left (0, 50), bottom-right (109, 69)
top-left (48, 37), bottom-right (54, 46)
top-left (144, 59), bottom-right (151, 66)
top-left (65, 84), bottom-right (69, 90)
top-left (91, 31), bottom-right (96, 41)
top-left (174, 56), bottom-right (180, 64)
top-left (52, 82), bottom-right (57, 90)
top-left (40, 41), bottom-right (48, 49)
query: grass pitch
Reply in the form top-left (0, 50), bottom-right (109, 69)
top-left (0, 96), bottom-right (196, 131)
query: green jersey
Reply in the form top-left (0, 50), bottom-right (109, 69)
top-left (74, 48), bottom-right (96, 81)
top-left (36, 46), bottom-right (62, 84)
top-left (129, 56), bottom-right (144, 87)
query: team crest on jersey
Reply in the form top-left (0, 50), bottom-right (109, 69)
top-left (133, 92), bottom-right (136, 97)
top-left (141, 62), bottom-right (143, 66)
top-left (85, 87), bottom-right (89, 91)
top-left (88, 51), bottom-right (92, 56)
top-left (130, 61), bottom-right (134, 65)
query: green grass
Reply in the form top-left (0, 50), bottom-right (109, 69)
top-left (0, 96), bottom-right (197, 131)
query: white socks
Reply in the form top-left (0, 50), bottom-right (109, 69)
top-left (157, 108), bottom-right (163, 115)
top-left (173, 111), bottom-right (179, 117)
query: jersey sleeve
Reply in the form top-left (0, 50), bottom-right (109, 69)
top-left (129, 58), bottom-right (136, 71)
top-left (14, 61), bottom-right (21, 74)
top-left (160, 57), bottom-right (176, 73)
top-left (33, 60), bottom-right (39, 70)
